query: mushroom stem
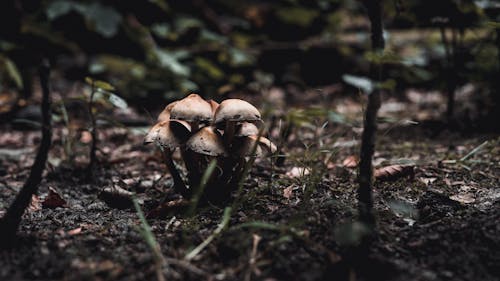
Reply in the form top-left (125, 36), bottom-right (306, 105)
top-left (162, 149), bottom-right (189, 198)
top-left (223, 120), bottom-right (236, 148)
top-left (191, 121), bottom-right (200, 133)
top-left (181, 148), bottom-right (201, 192)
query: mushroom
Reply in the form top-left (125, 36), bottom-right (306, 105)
top-left (185, 126), bottom-right (226, 191)
top-left (234, 135), bottom-right (277, 157)
top-left (214, 99), bottom-right (261, 147)
top-left (157, 101), bottom-right (178, 122)
top-left (144, 121), bottom-right (190, 197)
top-left (170, 93), bottom-right (213, 132)
top-left (186, 126), bottom-right (227, 157)
top-left (207, 99), bottom-right (219, 114)
top-left (235, 122), bottom-right (259, 137)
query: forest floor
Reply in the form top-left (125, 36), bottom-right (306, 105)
top-left (0, 87), bottom-right (499, 281)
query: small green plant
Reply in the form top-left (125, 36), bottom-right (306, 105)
top-left (83, 77), bottom-right (127, 177)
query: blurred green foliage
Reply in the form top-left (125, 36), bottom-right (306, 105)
top-left (0, 0), bottom-right (498, 110)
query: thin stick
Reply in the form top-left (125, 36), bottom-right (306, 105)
top-left (87, 82), bottom-right (97, 178)
top-left (0, 60), bottom-right (52, 244)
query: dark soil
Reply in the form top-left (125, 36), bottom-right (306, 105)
top-left (0, 91), bottom-right (499, 281)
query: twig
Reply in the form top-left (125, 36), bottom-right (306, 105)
top-left (87, 82), bottom-right (97, 179)
top-left (0, 60), bottom-right (52, 244)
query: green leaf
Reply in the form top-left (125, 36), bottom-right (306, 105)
top-left (195, 57), bottom-right (224, 80)
top-left (3, 57), bottom-right (23, 89)
top-left (46, 1), bottom-right (122, 38)
top-left (84, 77), bottom-right (115, 91)
top-left (154, 49), bottom-right (190, 76)
top-left (276, 7), bottom-right (319, 27)
top-left (342, 74), bottom-right (374, 93)
top-left (85, 3), bottom-right (122, 38)
top-left (95, 89), bottom-right (128, 109)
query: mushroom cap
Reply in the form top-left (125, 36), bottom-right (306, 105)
top-left (170, 93), bottom-right (213, 123)
top-left (234, 122), bottom-right (259, 137)
top-left (157, 101), bottom-right (178, 122)
top-left (214, 99), bottom-right (261, 125)
top-left (186, 126), bottom-right (227, 156)
top-left (234, 135), bottom-right (277, 157)
top-left (144, 120), bottom-right (190, 150)
top-left (207, 99), bottom-right (219, 114)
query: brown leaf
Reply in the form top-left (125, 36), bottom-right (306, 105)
top-left (286, 167), bottom-right (310, 178)
top-left (28, 195), bottom-right (41, 212)
top-left (99, 185), bottom-right (134, 209)
top-left (342, 155), bottom-right (359, 168)
top-left (283, 185), bottom-right (293, 199)
top-left (146, 198), bottom-right (189, 219)
top-left (374, 165), bottom-right (414, 182)
top-left (80, 131), bottom-right (92, 144)
top-left (449, 193), bottom-right (475, 204)
top-left (42, 187), bottom-right (67, 209)
top-left (67, 227), bottom-right (82, 236)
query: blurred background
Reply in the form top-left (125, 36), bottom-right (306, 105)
top-left (0, 0), bottom-right (499, 131)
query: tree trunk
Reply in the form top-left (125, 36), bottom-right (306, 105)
top-left (358, 0), bottom-right (384, 228)
top-left (0, 60), bottom-right (52, 245)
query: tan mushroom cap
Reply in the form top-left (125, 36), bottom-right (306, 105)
top-left (170, 93), bottom-right (213, 123)
top-left (186, 126), bottom-right (227, 156)
top-left (214, 99), bottom-right (261, 125)
top-left (234, 135), bottom-right (277, 157)
top-left (207, 99), bottom-right (219, 114)
top-left (235, 122), bottom-right (259, 137)
top-left (157, 101), bottom-right (178, 122)
top-left (144, 121), bottom-right (183, 150)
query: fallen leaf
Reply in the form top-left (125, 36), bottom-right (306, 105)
top-left (80, 131), bottom-right (92, 144)
top-left (67, 227), bottom-right (82, 236)
top-left (418, 177), bottom-right (437, 186)
top-left (342, 155), bottom-right (359, 168)
top-left (286, 167), bottom-right (310, 178)
top-left (449, 193), bottom-right (475, 204)
top-left (28, 195), bottom-right (41, 212)
top-left (283, 185), bottom-right (293, 199)
top-left (99, 185), bottom-right (134, 209)
top-left (374, 165), bottom-right (414, 182)
top-left (42, 187), bottom-right (67, 208)
top-left (146, 198), bottom-right (189, 219)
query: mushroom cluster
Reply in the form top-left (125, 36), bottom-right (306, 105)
top-left (144, 93), bottom-right (276, 203)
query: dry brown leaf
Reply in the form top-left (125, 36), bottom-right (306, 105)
top-left (28, 195), bottom-right (41, 212)
top-left (67, 227), bottom-right (82, 236)
top-left (374, 165), bottom-right (414, 182)
top-left (286, 167), bottom-right (310, 178)
top-left (342, 155), bottom-right (359, 168)
top-left (418, 177), bottom-right (437, 186)
top-left (99, 185), bottom-right (134, 209)
top-left (42, 187), bottom-right (67, 209)
top-left (146, 198), bottom-right (189, 219)
top-left (283, 185), bottom-right (293, 199)
top-left (449, 193), bottom-right (475, 204)
top-left (80, 131), bottom-right (92, 144)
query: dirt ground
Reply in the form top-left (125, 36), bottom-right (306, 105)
top-left (0, 88), bottom-right (499, 281)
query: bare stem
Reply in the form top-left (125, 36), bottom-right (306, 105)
top-left (87, 83), bottom-right (97, 179)
top-left (162, 149), bottom-right (189, 198)
top-left (0, 60), bottom-right (52, 244)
